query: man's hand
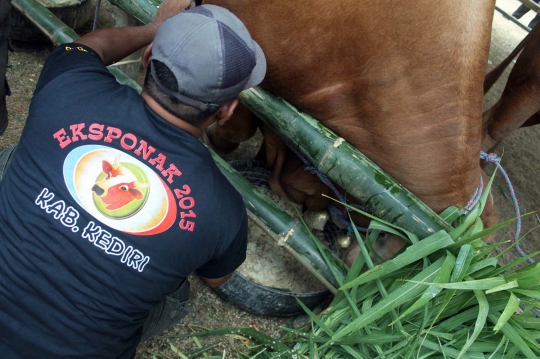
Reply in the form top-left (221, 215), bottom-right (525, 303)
top-left (152, 0), bottom-right (192, 28)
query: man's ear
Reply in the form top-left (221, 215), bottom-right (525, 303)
top-left (143, 43), bottom-right (153, 68)
top-left (216, 99), bottom-right (239, 126)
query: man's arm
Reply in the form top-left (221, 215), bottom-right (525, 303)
top-left (196, 207), bottom-right (248, 288)
top-left (75, 0), bottom-right (191, 66)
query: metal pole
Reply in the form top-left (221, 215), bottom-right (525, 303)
top-left (495, 4), bottom-right (532, 32)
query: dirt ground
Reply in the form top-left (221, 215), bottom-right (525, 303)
top-left (1, 0), bottom-right (540, 357)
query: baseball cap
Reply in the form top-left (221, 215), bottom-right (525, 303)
top-left (150, 5), bottom-right (266, 111)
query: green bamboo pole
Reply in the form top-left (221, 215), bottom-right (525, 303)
top-left (12, 0), bottom-right (142, 90)
top-left (238, 88), bottom-right (453, 239)
top-left (109, 0), bottom-right (156, 24)
top-left (12, 0), bottom-right (347, 292)
top-left (109, 0), bottom-right (159, 25)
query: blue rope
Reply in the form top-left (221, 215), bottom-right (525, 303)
top-left (461, 176), bottom-right (484, 215)
top-left (480, 152), bottom-right (531, 263)
top-left (92, 0), bottom-right (102, 32)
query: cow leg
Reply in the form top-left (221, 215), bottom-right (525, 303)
top-left (482, 93), bottom-right (540, 153)
top-left (482, 24), bottom-right (540, 153)
top-left (521, 113), bottom-right (540, 127)
top-left (275, 154), bottom-right (332, 209)
top-left (343, 233), bottom-right (407, 267)
top-left (203, 103), bottom-right (258, 156)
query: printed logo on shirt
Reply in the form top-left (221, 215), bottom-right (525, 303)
top-left (64, 145), bottom-right (177, 235)
top-left (54, 123), bottom-right (199, 234)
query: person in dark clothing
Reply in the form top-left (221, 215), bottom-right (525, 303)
top-left (0, 0), bottom-right (10, 135)
top-left (512, 0), bottom-right (540, 29)
top-left (0, 1), bottom-right (266, 358)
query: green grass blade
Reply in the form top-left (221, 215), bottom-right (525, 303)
top-left (456, 285), bottom-right (489, 359)
top-left (465, 258), bottom-right (498, 277)
top-left (487, 337), bottom-right (509, 359)
top-left (511, 314), bottom-right (540, 330)
top-left (495, 225), bottom-right (539, 261)
top-left (413, 277), bottom-right (506, 291)
top-left (420, 338), bottom-right (471, 359)
top-left (505, 263), bottom-right (540, 289)
top-left (330, 257), bottom-right (445, 342)
top-left (340, 231), bottom-right (453, 290)
top-left (390, 252), bottom-right (455, 325)
top-left (440, 206), bottom-right (464, 223)
top-left (451, 245), bottom-right (475, 282)
top-left (294, 298), bottom-right (334, 336)
top-left (169, 343), bottom-right (190, 359)
top-left (487, 313), bottom-right (537, 359)
top-left (512, 289), bottom-right (540, 300)
top-left (485, 279), bottom-right (519, 294)
top-left (346, 213), bottom-right (407, 334)
top-left (448, 165), bottom-right (497, 241)
top-left (427, 245), bottom-right (476, 332)
top-left (337, 199), bottom-right (421, 245)
top-left (447, 217), bottom-right (516, 251)
top-left (493, 292), bottom-right (521, 333)
top-left (487, 251), bottom-right (540, 278)
top-left (449, 204), bottom-right (481, 241)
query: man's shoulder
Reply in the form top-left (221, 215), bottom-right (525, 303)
top-left (35, 43), bottom-right (111, 95)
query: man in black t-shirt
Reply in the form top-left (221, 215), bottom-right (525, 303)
top-left (0, 1), bottom-right (266, 358)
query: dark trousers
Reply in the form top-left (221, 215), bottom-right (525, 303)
top-left (0, 145), bottom-right (189, 342)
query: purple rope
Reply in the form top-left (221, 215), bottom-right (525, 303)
top-left (462, 176), bottom-right (484, 215)
top-left (92, 0), bottom-right (102, 32)
top-left (480, 151), bottom-right (531, 263)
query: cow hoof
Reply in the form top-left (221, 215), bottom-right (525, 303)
top-left (337, 234), bottom-right (353, 249)
top-left (303, 209), bottom-right (330, 231)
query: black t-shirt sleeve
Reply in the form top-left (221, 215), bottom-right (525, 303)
top-left (195, 207), bottom-right (248, 279)
top-left (34, 43), bottom-right (109, 95)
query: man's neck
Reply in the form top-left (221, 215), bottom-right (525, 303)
top-left (141, 91), bottom-right (204, 138)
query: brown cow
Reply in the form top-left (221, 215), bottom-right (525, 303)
top-left (201, 0), bottom-right (498, 263)
top-left (482, 22), bottom-right (540, 153)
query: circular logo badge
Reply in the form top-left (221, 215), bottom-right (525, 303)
top-left (64, 145), bottom-right (177, 235)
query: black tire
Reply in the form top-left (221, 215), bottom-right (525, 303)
top-left (228, 159), bottom-right (271, 188)
top-left (10, 0), bottom-right (93, 42)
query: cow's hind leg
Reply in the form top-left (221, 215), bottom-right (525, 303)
top-left (482, 91), bottom-right (540, 153)
top-left (482, 24), bottom-right (540, 153)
